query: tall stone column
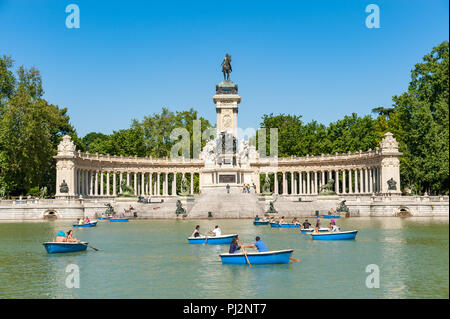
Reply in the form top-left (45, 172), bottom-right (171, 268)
top-left (335, 170), bottom-right (339, 194)
top-left (172, 172), bottom-right (177, 195)
top-left (141, 172), bottom-right (145, 196)
top-left (113, 172), bottom-right (117, 196)
top-left (359, 169), bottom-right (363, 194)
top-left (294, 172), bottom-right (297, 194)
top-left (306, 172), bottom-right (310, 194)
top-left (274, 172), bottom-right (279, 195)
top-left (349, 170), bottom-right (353, 194)
top-left (190, 173), bottom-right (194, 194)
top-left (364, 169), bottom-right (368, 193)
top-left (313, 171), bottom-right (317, 194)
top-left (342, 170), bottom-right (346, 194)
top-left (157, 173), bottom-right (160, 196)
top-left (299, 172), bottom-right (303, 194)
top-left (106, 171), bottom-right (110, 196)
top-left (282, 172), bottom-right (286, 195)
top-left (126, 172), bottom-right (130, 186)
top-left (149, 173), bottom-right (153, 196)
top-left (100, 171), bottom-right (104, 196)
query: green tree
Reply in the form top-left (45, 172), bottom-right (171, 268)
top-left (388, 41), bottom-right (449, 194)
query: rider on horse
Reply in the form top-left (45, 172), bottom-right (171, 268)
top-left (221, 53), bottom-right (232, 80)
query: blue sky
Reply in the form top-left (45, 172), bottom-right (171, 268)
top-left (0, 0), bottom-right (448, 137)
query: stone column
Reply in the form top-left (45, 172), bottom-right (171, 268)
top-left (148, 173), bottom-right (154, 196)
top-left (306, 172), bottom-right (310, 194)
top-left (349, 170), bottom-right (353, 194)
top-left (364, 168), bottom-right (369, 193)
top-left (313, 171), bottom-right (318, 194)
top-left (274, 172), bottom-right (278, 195)
top-left (94, 171), bottom-right (98, 196)
top-left (106, 171), bottom-right (110, 196)
top-left (157, 173), bottom-right (160, 196)
top-left (294, 172), bottom-right (298, 194)
top-left (281, 172), bottom-right (286, 195)
top-left (190, 173), bottom-right (194, 194)
top-left (359, 168), bottom-right (364, 194)
top-left (113, 172), bottom-right (117, 196)
top-left (133, 173), bottom-right (136, 195)
top-left (172, 172), bottom-right (177, 195)
top-left (342, 170), bottom-right (346, 194)
top-left (302, 172), bottom-right (306, 194)
top-left (299, 172), bottom-right (303, 194)
top-left (335, 170), bottom-right (339, 194)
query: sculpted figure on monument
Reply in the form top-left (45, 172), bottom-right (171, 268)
top-left (59, 180), bottom-right (69, 193)
top-left (336, 200), bottom-right (349, 213)
top-left (175, 200), bottom-right (187, 216)
top-left (200, 140), bottom-right (217, 165)
top-left (238, 140), bottom-right (250, 163)
top-left (179, 177), bottom-right (190, 196)
top-left (118, 180), bottom-right (134, 197)
top-left (262, 176), bottom-right (272, 195)
top-left (319, 178), bottom-right (336, 195)
top-left (387, 178), bottom-right (397, 190)
top-left (221, 53), bottom-right (232, 81)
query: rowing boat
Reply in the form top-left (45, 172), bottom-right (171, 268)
top-left (43, 241), bottom-right (88, 254)
top-left (73, 221), bottom-right (97, 227)
top-left (220, 249), bottom-right (293, 264)
top-left (310, 230), bottom-right (358, 240)
top-left (300, 227), bottom-right (329, 233)
top-left (187, 234), bottom-right (237, 245)
top-left (109, 218), bottom-right (129, 222)
top-left (253, 220), bottom-right (269, 226)
top-left (270, 223), bottom-right (300, 228)
top-left (322, 215), bottom-right (340, 219)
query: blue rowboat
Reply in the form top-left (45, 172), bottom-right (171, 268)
top-left (43, 242), bottom-right (88, 254)
top-left (98, 217), bottom-right (110, 220)
top-left (300, 227), bottom-right (329, 233)
top-left (253, 220), bottom-right (269, 226)
top-left (322, 215), bottom-right (340, 219)
top-left (109, 218), bottom-right (129, 222)
top-left (188, 234), bottom-right (237, 245)
top-left (270, 223), bottom-right (299, 228)
top-left (220, 249), bottom-right (293, 265)
top-left (73, 221), bottom-right (97, 227)
top-left (311, 230), bottom-right (358, 240)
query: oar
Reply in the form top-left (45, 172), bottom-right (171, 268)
top-left (290, 257), bottom-right (301, 262)
top-left (79, 241), bottom-right (99, 251)
top-left (241, 246), bottom-right (252, 267)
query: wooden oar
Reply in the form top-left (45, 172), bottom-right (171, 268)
top-left (79, 241), bottom-right (99, 251)
top-left (290, 257), bottom-right (301, 262)
top-left (241, 246), bottom-right (252, 267)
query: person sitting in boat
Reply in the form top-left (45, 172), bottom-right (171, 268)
top-left (243, 236), bottom-right (268, 252)
top-left (77, 218), bottom-right (83, 225)
top-left (292, 217), bottom-right (299, 225)
top-left (262, 215), bottom-right (268, 222)
top-left (229, 236), bottom-right (241, 254)
top-left (55, 230), bottom-right (67, 242)
top-left (329, 223), bottom-right (340, 232)
top-left (254, 215), bottom-right (260, 221)
top-left (316, 217), bottom-right (321, 228)
top-left (191, 225), bottom-right (201, 238)
top-left (84, 216), bottom-right (90, 224)
top-left (66, 230), bottom-right (78, 242)
top-left (331, 219), bottom-right (336, 225)
top-left (208, 225), bottom-right (222, 237)
top-left (302, 219), bottom-right (311, 229)
top-left (279, 216), bottom-right (285, 225)
top-left (313, 226), bottom-right (320, 233)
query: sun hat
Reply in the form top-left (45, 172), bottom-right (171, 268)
top-left (56, 230), bottom-right (66, 237)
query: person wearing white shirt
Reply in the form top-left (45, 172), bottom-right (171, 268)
top-left (209, 225), bottom-right (222, 236)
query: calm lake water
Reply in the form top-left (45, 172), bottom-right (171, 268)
top-left (0, 217), bottom-right (448, 299)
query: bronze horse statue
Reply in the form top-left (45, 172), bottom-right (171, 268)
top-left (221, 53), bottom-right (232, 80)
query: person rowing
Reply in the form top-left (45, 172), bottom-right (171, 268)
top-left (254, 215), bottom-right (260, 221)
top-left (208, 225), bottom-right (222, 237)
top-left (292, 217), bottom-right (299, 225)
top-left (66, 230), bottom-right (79, 242)
top-left (191, 225), bottom-right (201, 238)
top-left (229, 235), bottom-right (241, 254)
top-left (242, 236), bottom-right (268, 252)
top-left (278, 216), bottom-right (285, 225)
top-left (302, 219), bottom-right (312, 229)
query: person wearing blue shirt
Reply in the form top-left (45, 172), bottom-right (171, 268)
top-left (243, 236), bottom-right (268, 252)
